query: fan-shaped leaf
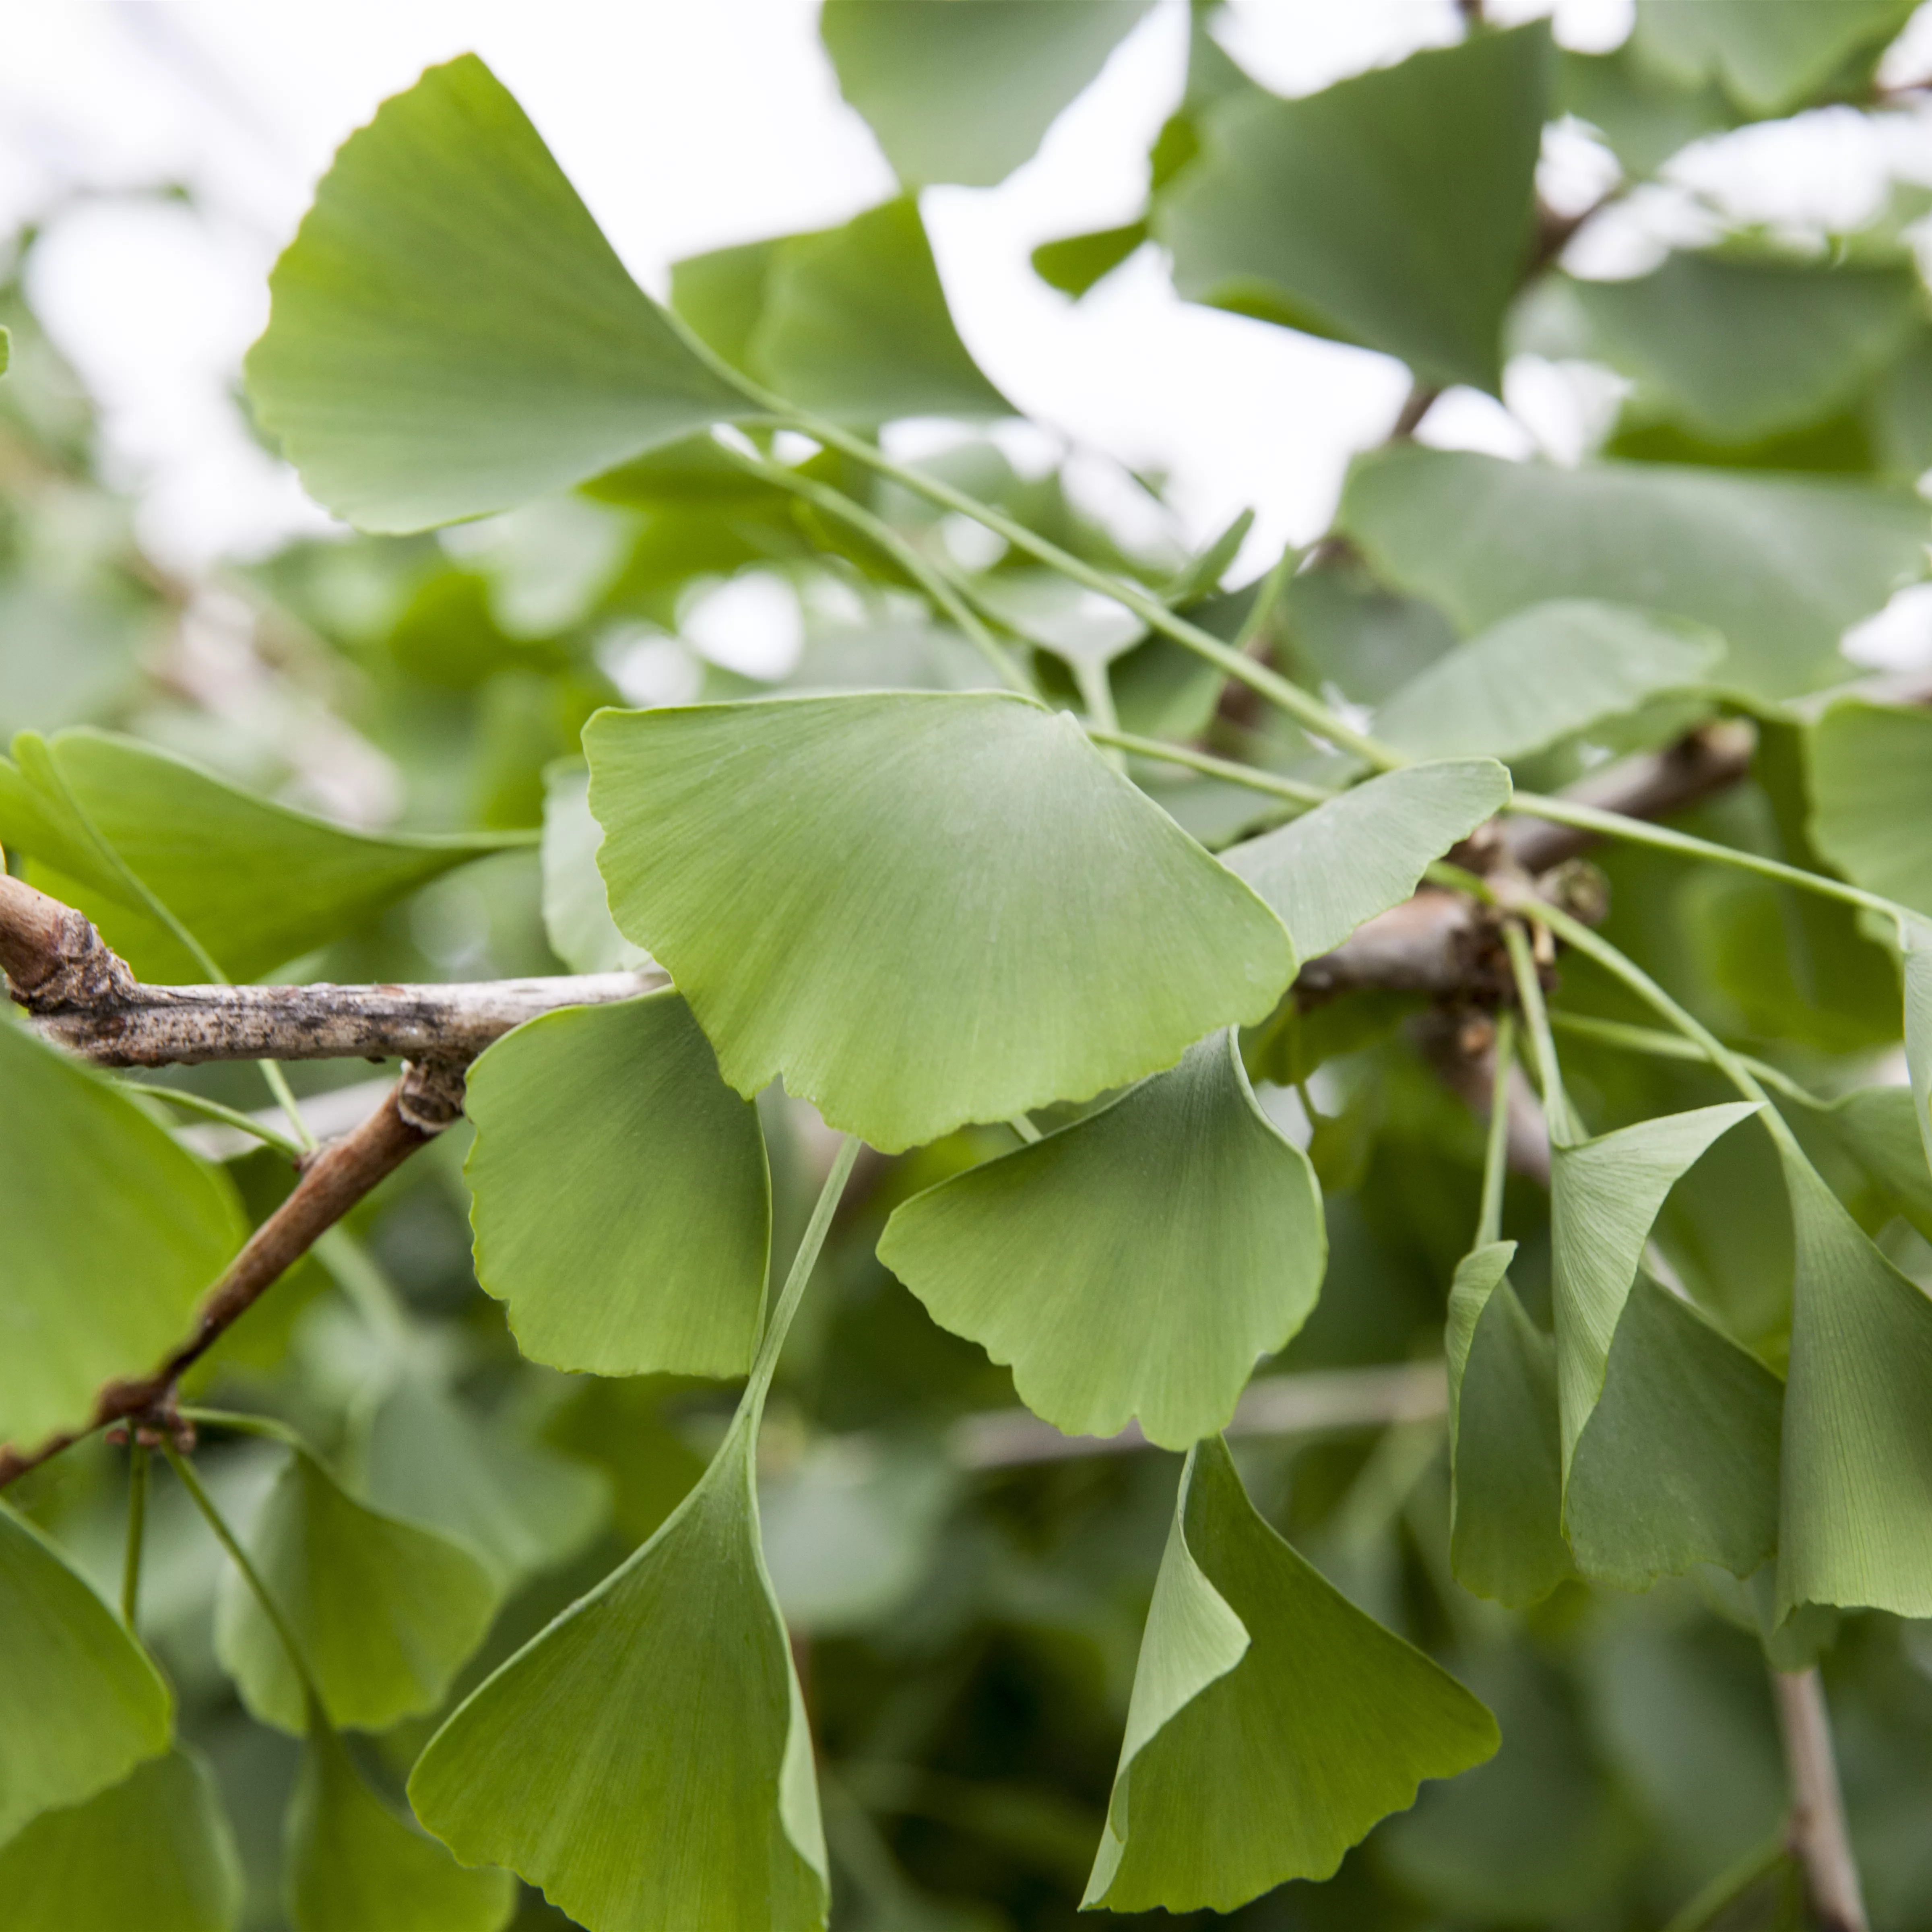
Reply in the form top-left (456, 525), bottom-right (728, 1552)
top-left (464, 992), bottom-right (771, 1377)
top-left (244, 54), bottom-right (748, 533)
top-left (1777, 1149), bottom-right (1932, 1616)
top-left (285, 1726), bottom-right (513, 1932)
top-left (214, 1447), bottom-right (497, 1734)
top-left (0, 1022), bottom-right (244, 1459)
top-left (0, 1505), bottom-right (172, 1844)
top-left (540, 762), bottom-right (650, 975)
top-left (586, 694), bottom-right (1294, 1151)
top-left (1158, 26), bottom-right (1550, 391)
top-left (879, 1029), bottom-right (1324, 1449)
top-left (1374, 602), bottom-right (1724, 763)
top-left (0, 1749), bottom-right (240, 1932)
top-left (1550, 1103), bottom-right (1761, 1467)
top-left (1085, 1437), bottom-right (1497, 1912)
top-left (1445, 1243), bottom-right (1571, 1608)
top-left (1222, 759), bottom-right (1509, 959)
top-left (1565, 1277), bottom-right (1783, 1590)
top-left (1633, 0), bottom-right (1918, 115)
top-left (1806, 700), bottom-right (1932, 918)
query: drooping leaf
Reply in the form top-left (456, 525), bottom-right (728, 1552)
top-left (0, 729), bottom-right (514, 982)
top-left (1806, 700), bottom-right (1932, 917)
top-left (1085, 1437), bottom-right (1498, 1912)
top-left (879, 1029), bottom-right (1324, 1449)
top-left (464, 991), bottom-right (772, 1375)
top-left (1776, 1148), bottom-right (1932, 1617)
top-left (820, 0), bottom-right (1156, 187)
top-left (1157, 25), bottom-right (1551, 392)
top-left (1632, 0), bottom-right (1920, 115)
top-left (0, 1749), bottom-right (241, 1932)
top-left (673, 199), bottom-right (1008, 423)
top-left (586, 694), bottom-right (1294, 1152)
top-left (1221, 759), bottom-right (1510, 959)
top-left (1565, 1277), bottom-right (1783, 1589)
top-left (539, 761), bottom-right (651, 974)
top-left (1339, 445), bottom-right (1931, 700)
top-left (244, 54), bottom-right (748, 533)
top-left (214, 1446), bottom-right (498, 1734)
top-left (285, 1726), bottom-right (514, 1932)
top-left (0, 1022), bottom-right (244, 1459)
top-left (409, 1403), bottom-right (828, 1932)
top-left (1373, 602), bottom-right (1724, 763)
top-left (0, 1505), bottom-right (173, 1844)
top-left (1444, 1243), bottom-right (1571, 1608)
top-left (1549, 1104), bottom-right (1761, 1467)
top-left (361, 1372), bottom-right (610, 1591)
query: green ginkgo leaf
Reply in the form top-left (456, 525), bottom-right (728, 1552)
top-left (409, 1407), bottom-right (828, 1932)
top-left (1549, 1103), bottom-right (1761, 1468)
top-left (1905, 921), bottom-right (1932, 1182)
top-left (361, 1373), bottom-right (610, 1590)
top-left (1158, 26), bottom-right (1550, 392)
top-left (0, 729), bottom-right (514, 982)
top-left (1085, 1437), bottom-right (1498, 1913)
top-left (0, 1505), bottom-right (173, 1845)
top-left (1806, 700), bottom-right (1932, 917)
top-left (586, 694), bottom-right (1294, 1152)
top-left (1565, 1276), bottom-right (1783, 1590)
top-left (1374, 602), bottom-right (1724, 763)
top-left (1221, 760), bottom-right (1510, 960)
top-left (0, 1022), bottom-right (244, 1460)
top-left (878, 1029), bottom-right (1325, 1449)
top-left (244, 54), bottom-right (749, 533)
top-left (1776, 1148), bottom-right (1932, 1617)
top-left (540, 762), bottom-right (651, 975)
top-left (1633, 0), bottom-right (1917, 115)
top-left (285, 1726), bottom-right (514, 1932)
top-left (0, 1748), bottom-right (240, 1932)
top-left (1444, 1243), bottom-right (1571, 1608)
top-left (1816, 1082), bottom-right (1932, 1236)
top-left (465, 992), bottom-right (772, 1377)
top-left (214, 1447), bottom-right (498, 1734)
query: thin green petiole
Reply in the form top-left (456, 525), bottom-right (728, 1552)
top-left (1502, 919), bottom-right (1578, 1146)
top-left (1546, 1009), bottom-right (1821, 1107)
top-left (256, 1063), bottom-right (317, 1152)
top-left (121, 1443), bottom-right (149, 1631)
top-left (1477, 1010), bottom-right (1516, 1245)
top-left (1659, 1833), bottom-right (1788, 1932)
top-left (1007, 1114), bottom-right (1042, 1145)
top-left (178, 1406), bottom-right (308, 1450)
top-left (1082, 727), bottom-right (1332, 806)
top-left (122, 1082), bottom-right (306, 1160)
top-left (751, 1135), bottom-right (861, 1397)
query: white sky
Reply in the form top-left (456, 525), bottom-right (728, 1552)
top-left (0, 0), bottom-right (1928, 586)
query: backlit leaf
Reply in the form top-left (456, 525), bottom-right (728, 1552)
top-left (0, 1504), bottom-right (172, 1844)
top-left (1633, 0), bottom-right (1919, 115)
top-left (0, 1021), bottom-right (244, 1459)
top-left (1565, 1277), bottom-right (1783, 1589)
top-left (1373, 601), bottom-right (1723, 762)
top-left (214, 1447), bottom-right (498, 1734)
top-left (1776, 1148), bottom-right (1932, 1616)
top-left (244, 54), bottom-right (748, 533)
top-left (1806, 700), bottom-right (1932, 916)
top-left (1550, 1104), bottom-right (1761, 1467)
top-left (465, 991), bottom-right (771, 1376)
top-left (539, 762), bottom-right (651, 975)
top-left (1158, 26), bottom-right (1550, 391)
top-left (879, 1029), bottom-right (1325, 1449)
top-left (1085, 1437), bottom-right (1497, 1912)
top-left (586, 694), bottom-right (1294, 1152)
top-left (1221, 759), bottom-right (1510, 959)
top-left (1339, 445), bottom-right (1930, 700)
top-left (0, 1749), bottom-right (241, 1932)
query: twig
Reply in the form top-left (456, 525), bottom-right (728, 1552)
top-left (1773, 1668), bottom-right (1868, 1932)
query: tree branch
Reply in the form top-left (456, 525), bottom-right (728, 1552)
top-left (1773, 1667), bottom-right (1868, 1932)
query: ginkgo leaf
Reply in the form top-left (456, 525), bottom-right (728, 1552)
top-left (0, 1022), bottom-right (244, 1460)
top-left (820, 0), bottom-right (1156, 187)
top-left (586, 693), bottom-right (1294, 1152)
top-left (0, 729), bottom-right (514, 982)
top-left (1904, 920), bottom-right (1932, 1182)
top-left (360, 1373), bottom-right (610, 1590)
top-left (0, 1505), bottom-right (173, 1844)
top-left (409, 1404), bottom-right (828, 1932)
top-left (465, 991), bottom-right (772, 1377)
top-left (214, 1447), bottom-right (498, 1734)
top-left (1158, 26), bottom-right (1550, 392)
top-left (244, 54), bottom-right (749, 532)
top-left (1549, 1104), bottom-right (1761, 1468)
top-left (877, 1029), bottom-right (1325, 1449)
top-left (1776, 1148), bottom-right (1932, 1617)
top-left (1221, 760), bottom-right (1510, 958)
top-left (1565, 1277), bottom-right (1783, 1590)
top-left (539, 762), bottom-right (651, 975)
top-left (1444, 1243), bottom-right (1571, 1608)
top-left (1374, 602), bottom-right (1724, 763)
top-left (1633, 0), bottom-right (1917, 115)
top-left (1806, 700), bottom-right (1932, 917)
top-left (1085, 1437), bottom-right (1498, 1913)
top-left (285, 1726), bottom-right (514, 1932)
top-left (0, 1748), bottom-right (240, 1932)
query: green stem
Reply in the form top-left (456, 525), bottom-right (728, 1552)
top-left (178, 1406), bottom-right (309, 1450)
top-left (1082, 728), bottom-right (1330, 806)
top-left (1477, 1011), bottom-right (1516, 1245)
top-left (122, 1083), bottom-right (306, 1160)
top-left (750, 1136), bottom-right (861, 1400)
top-left (256, 1063), bottom-right (317, 1152)
top-left (1007, 1114), bottom-right (1042, 1146)
top-left (1233, 543), bottom-right (1298, 657)
top-left (1546, 1010), bottom-right (1820, 1106)
top-left (1660, 1833), bottom-right (1788, 1932)
top-left (1502, 920), bottom-right (1577, 1146)
top-left (121, 1444), bottom-right (149, 1631)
